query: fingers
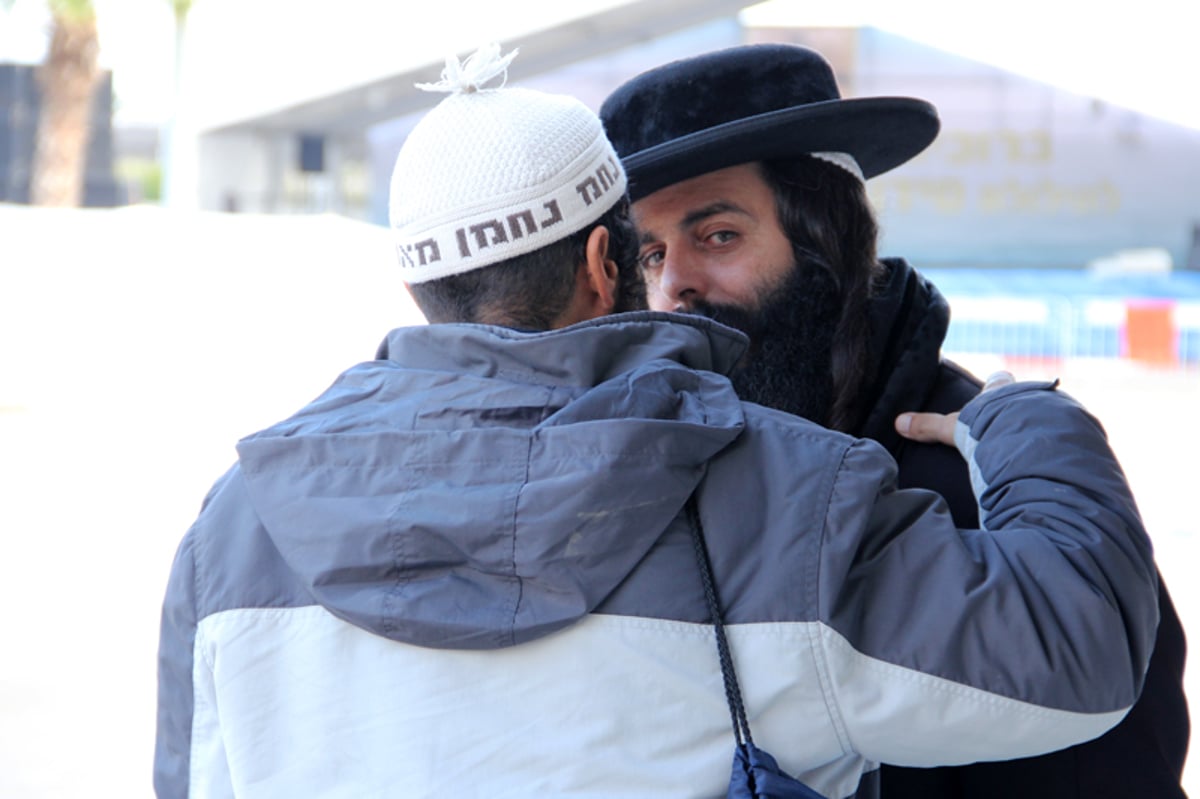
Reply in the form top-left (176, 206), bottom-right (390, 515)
top-left (895, 409), bottom-right (959, 445)
top-left (895, 371), bottom-right (1018, 446)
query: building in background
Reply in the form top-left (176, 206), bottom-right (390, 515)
top-left (6, 1), bottom-right (1195, 274)
top-left (179, 14), bottom-right (1200, 274)
top-left (180, 1), bottom-right (747, 219)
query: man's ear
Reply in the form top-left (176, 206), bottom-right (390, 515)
top-left (584, 224), bottom-right (619, 311)
top-left (553, 225), bottom-right (619, 328)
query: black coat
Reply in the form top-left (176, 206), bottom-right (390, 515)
top-left (864, 260), bottom-right (1189, 799)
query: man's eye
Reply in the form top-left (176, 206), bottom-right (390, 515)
top-left (638, 250), bottom-right (664, 271)
top-left (707, 230), bottom-right (738, 245)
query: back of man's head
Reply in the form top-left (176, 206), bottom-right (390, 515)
top-left (389, 45), bottom-right (640, 328)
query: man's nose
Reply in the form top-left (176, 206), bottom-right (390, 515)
top-left (655, 252), bottom-right (709, 311)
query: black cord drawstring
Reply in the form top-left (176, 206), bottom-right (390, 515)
top-left (686, 493), bottom-right (754, 748)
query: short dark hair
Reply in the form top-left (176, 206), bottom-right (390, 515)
top-left (758, 156), bottom-right (886, 433)
top-left (409, 197), bottom-right (644, 330)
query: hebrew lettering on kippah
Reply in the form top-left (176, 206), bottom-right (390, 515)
top-left (397, 243), bottom-right (415, 269)
top-left (540, 200), bottom-right (562, 227)
top-left (507, 210), bottom-right (538, 239)
top-left (399, 238), bottom-right (442, 268)
top-left (597, 162), bottom-right (618, 191)
top-left (412, 239), bottom-right (441, 265)
top-left (469, 220), bottom-right (508, 249)
top-left (444, 189), bottom-right (600, 262)
top-left (576, 176), bottom-right (602, 206)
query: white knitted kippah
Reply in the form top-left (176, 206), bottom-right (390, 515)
top-left (389, 44), bottom-right (627, 284)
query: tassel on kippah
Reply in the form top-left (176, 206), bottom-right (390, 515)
top-left (415, 43), bottom-right (519, 94)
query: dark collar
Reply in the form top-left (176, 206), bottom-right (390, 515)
top-left (856, 259), bottom-right (951, 447)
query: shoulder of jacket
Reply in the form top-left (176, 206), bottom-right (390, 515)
top-left (736, 402), bottom-right (896, 487)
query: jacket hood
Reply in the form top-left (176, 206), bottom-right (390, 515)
top-left (856, 258), bottom-right (951, 446)
top-left (233, 312), bottom-right (747, 650)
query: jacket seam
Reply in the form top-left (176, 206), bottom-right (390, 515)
top-left (808, 440), bottom-right (857, 756)
top-left (506, 385), bottom-right (554, 646)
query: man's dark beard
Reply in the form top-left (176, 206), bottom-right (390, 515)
top-left (691, 255), bottom-right (841, 426)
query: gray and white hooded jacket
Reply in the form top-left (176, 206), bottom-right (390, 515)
top-left (154, 312), bottom-right (1158, 799)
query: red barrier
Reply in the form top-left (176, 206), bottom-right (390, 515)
top-left (1123, 301), bottom-right (1177, 365)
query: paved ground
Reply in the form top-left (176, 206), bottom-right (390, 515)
top-left (1, 205), bottom-right (1196, 796)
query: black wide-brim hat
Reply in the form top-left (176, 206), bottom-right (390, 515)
top-left (600, 43), bottom-right (940, 201)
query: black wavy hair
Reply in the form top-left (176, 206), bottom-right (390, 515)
top-left (758, 156), bottom-right (887, 433)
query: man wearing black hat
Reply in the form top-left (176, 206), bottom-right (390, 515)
top-left (600, 43), bottom-right (1188, 799)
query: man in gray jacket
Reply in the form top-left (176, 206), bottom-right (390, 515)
top-left (154, 46), bottom-right (1159, 799)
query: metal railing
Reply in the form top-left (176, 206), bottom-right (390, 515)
top-left (942, 295), bottom-right (1200, 368)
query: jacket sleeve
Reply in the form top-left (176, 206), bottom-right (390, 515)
top-left (816, 380), bottom-right (1159, 768)
top-left (154, 530), bottom-right (200, 798)
top-left (154, 505), bottom-right (235, 797)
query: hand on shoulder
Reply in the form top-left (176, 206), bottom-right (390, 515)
top-left (894, 371), bottom-right (1015, 446)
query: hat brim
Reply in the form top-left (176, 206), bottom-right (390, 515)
top-left (621, 96), bottom-right (939, 201)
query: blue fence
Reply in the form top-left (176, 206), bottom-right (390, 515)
top-left (922, 269), bottom-right (1200, 366)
